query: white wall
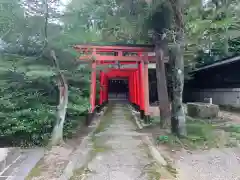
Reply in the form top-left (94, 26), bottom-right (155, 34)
top-left (191, 88), bottom-right (240, 107)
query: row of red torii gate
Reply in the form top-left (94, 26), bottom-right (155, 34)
top-left (74, 44), bottom-right (166, 123)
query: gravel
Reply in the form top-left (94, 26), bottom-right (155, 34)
top-left (176, 148), bottom-right (240, 180)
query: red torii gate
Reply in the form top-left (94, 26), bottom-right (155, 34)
top-left (74, 44), bottom-right (156, 123)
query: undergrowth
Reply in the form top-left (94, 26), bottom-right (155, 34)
top-left (156, 117), bottom-right (219, 150)
top-left (0, 58), bottom-right (90, 147)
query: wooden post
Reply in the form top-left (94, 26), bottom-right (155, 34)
top-left (128, 76), bottom-right (131, 103)
top-left (103, 73), bottom-right (107, 103)
top-left (135, 71), bottom-right (138, 106)
top-left (144, 59), bottom-right (150, 123)
top-left (99, 71), bottom-right (103, 106)
top-left (136, 69), bottom-right (140, 110)
top-left (139, 60), bottom-right (145, 119)
top-left (90, 61), bottom-right (96, 113)
top-left (105, 76), bottom-right (109, 102)
top-left (155, 47), bottom-right (170, 127)
top-left (129, 74), bottom-right (133, 103)
top-left (133, 72), bottom-right (136, 104)
top-left (86, 60), bottom-right (97, 126)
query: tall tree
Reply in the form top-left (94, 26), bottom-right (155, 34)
top-left (150, 1), bottom-right (172, 127)
top-left (169, 0), bottom-right (186, 136)
top-left (0, 0), bottom-right (92, 146)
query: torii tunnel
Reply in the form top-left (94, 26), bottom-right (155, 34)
top-left (74, 44), bottom-right (160, 123)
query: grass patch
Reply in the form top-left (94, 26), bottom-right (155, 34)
top-left (70, 166), bottom-right (86, 180)
top-left (156, 117), bottom-right (219, 150)
top-left (222, 124), bottom-right (240, 133)
top-left (185, 118), bottom-right (216, 149)
top-left (220, 124), bottom-right (240, 144)
top-left (91, 134), bottom-right (112, 153)
top-left (91, 104), bottom-right (113, 154)
top-left (150, 116), bottom-right (161, 124)
top-left (93, 105), bottom-right (113, 135)
top-left (25, 159), bottom-right (43, 180)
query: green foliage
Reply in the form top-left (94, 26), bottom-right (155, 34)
top-left (0, 0), bottom-right (92, 146)
top-left (156, 135), bottom-right (169, 143)
top-left (0, 53), bottom-right (90, 146)
top-left (185, 0), bottom-right (240, 68)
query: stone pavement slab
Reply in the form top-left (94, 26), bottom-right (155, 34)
top-left (0, 148), bottom-right (44, 180)
top-left (71, 104), bottom-right (159, 180)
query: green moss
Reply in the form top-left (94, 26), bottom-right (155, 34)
top-left (223, 124), bottom-right (240, 133)
top-left (165, 164), bottom-right (177, 177)
top-left (70, 167), bottom-right (85, 180)
top-left (25, 159), bottom-right (43, 180)
top-left (146, 163), bottom-right (161, 180)
top-left (93, 105), bottom-right (113, 135)
top-left (138, 142), bottom-right (176, 180)
top-left (70, 164), bottom-right (97, 180)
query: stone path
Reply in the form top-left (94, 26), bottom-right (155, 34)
top-left (71, 104), bottom-right (160, 180)
top-left (176, 147), bottom-right (240, 180)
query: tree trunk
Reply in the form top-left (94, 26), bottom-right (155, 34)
top-left (169, 0), bottom-right (186, 136)
top-left (169, 39), bottom-right (186, 136)
top-left (51, 83), bottom-right (68, 145)
top-left (50, 50), bottom-right (68, 146)
top-left (41, 0), bottom-right (68, 145)
top-left (155, 46), bottom-right (170, 128)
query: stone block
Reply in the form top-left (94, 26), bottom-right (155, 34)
top-left (149, 106), bottom-right (160, 117)
top-left (187, 102), bottom-right (219, 118)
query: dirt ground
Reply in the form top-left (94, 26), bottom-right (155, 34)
top-left (144, 108), bottom-right (240, 180)
top-left (26, 116), bottom-right (99, 180)
top-left (219, 110), bottom-right (240, 124)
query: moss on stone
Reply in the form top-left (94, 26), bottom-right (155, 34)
top-left (25, 160), bottom-right (43, 180)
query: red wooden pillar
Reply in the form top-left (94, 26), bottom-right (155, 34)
top-left (102, 74), bottom-right (104, 103)
top-left (133, 72), bottom-right (136, 104)
top-left (105, 76), bottom-right (109, 102)
top-left (130, 74), bottom-right (134, 103)
top-left (129, 74), bottom-right (132, 103)
top-left (139, 60), bottom-right (145, 119)
top-left (99, 71), bottom-right (103, 105)
top-left (102, 73), bottom-right (106, 103)
top-left (134, 70), bottom-right (138, 105)
top-left (144, 60), bottom-right (150, 122)
top-left (136, 69), bottom-right (140, 109)
top-left (133, 71), bottom-right (136, 105)
top-left (90, 61), bottom-right (96, 113)
top-left (128, 76), bottom-right (130, 102)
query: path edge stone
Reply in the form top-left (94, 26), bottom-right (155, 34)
top-left (59, 106), bottom-right (108, 180)
top-left (129, 107), bottom-right (168, 166)
top-left (24, 106), bottom-right (107, 180)
top-left (128, 105), bottom-right (143, 129)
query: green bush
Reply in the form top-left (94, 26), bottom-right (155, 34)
top-left (0, 56), bottom-right (90, 147)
